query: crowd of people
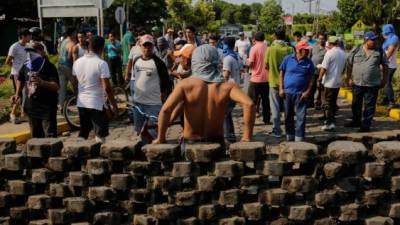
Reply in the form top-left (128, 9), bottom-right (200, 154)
top-left (4, 22), bottom-right (399, 145)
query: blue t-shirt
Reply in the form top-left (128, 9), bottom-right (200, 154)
top-left (308, 39), bottom-right (317, 46)
top-left (105, 41), bottom-right (121, 59)
top-left (280, 54), bottom-right (315, 94)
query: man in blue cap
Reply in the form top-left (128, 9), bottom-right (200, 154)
top-left (381, 24), bottom-right (399, 108)
top-left (345, 31), bottom-right (388, 132)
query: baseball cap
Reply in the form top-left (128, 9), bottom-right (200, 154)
top-left (239, 32), bottom-right (244, 36)
top-left (364, 31), bottom-right (378, 40)
top-left (174, 44), bottom-right (195, 59)
top-left (151, 26), bottom-right (162, 33)
top-left (306, 31), bottom-right (313, 36)
top-left (25, 42), bottom-right (44, 52)
top-left (139, 35), bottom-right (154, 45)
top-left (295, 41), bottom-right (312, 50)
top-left (328, 36), bottom-right (339, 44)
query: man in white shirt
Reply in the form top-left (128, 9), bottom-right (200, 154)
top-left (72, 36), bottom-right (118, 143)
top-left (235, 32), bottom-right (250, 64)
top-left (317, 36), bottom-right (347, 131)
top-left (5, 28), bottom-right (31, 124)
top-left (130, 35), bottom-right (171, 142)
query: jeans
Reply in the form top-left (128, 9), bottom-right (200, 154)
top-left (352, 85), bottom-right (379, 128)
top-left (284, 93), bottom-right (308, 141)
top-left (133, 103), bottom-right (161, 139)
top-left (58, 64), bottom-right (74, 107)
top-left (269, 87), bottom-right (283, 135)
top-left (224, 101), bottom-right (236, 142)
top-left (29, 113), bottom-right (57, 138)
top-left (248, 82), bottom-right (270, 124)
top-left (383, 68), bottom-right (397, 103)
top-left (108, 57), bottom-right (123, 86)
top-left (323, 87), bottom-right (340, 124)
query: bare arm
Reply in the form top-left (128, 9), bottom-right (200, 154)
top-left (223, 70), bottom-right (231, 81)
top-left (125, 59), bottom-right (133, 82)
top-left (72, 45), bottom-right (79, 62)
top-left (381, 64), bottom-right (389, 87)
top-left (101, 78), bottom-right (118, 111)
top-left (5, 56), bottom-right (13, 65)
top-left (386, 44), bottom-right (398, 59)
top-left (10, 79), bottom-right (24, 104)
top-left (229, 85), bottom-right (255, 142)
top-left (67, 43), bottom-right (75, 62)
top-left (153, 84), bottom-right (185, 144)
top-left (318, 68), bottom-right (327, 83)
top-left (279, 70), bottom-right (285, 98)
top-left (346, 64), bottom-right (353, 86)
top-left (32, 77), bottom-right (59, 92)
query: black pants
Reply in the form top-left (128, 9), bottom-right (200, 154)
top-left (352, 85), bottom-right (379, 128)
top-left (323, 87), bottom-right (339, 124)
top-left (29, 114), bottom-right (57, 138)
top-left (78, 107), bottom-right (109, 139)
top-left (248, 82), bottom-right (270, 124)
top-left (309, 74), bottom-right (322, 107)
top-left (109, 57), bottom-right (123, 86)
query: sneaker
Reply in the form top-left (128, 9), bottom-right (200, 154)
top-left (321, 123), bottom-right (336, 131)
top-left (344, 121), bottom-right (360, 128)
top-left (268, 131), bottom-right (282, 138)
top-left (95, 136), bottom-right (106, 144)
top-left (358, 126), bottom-right (370, 133)
top-left (9, 114), bottom-right (21, 125)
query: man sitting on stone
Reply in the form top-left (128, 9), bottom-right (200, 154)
top-left (152, 44), bottom-right (255, 145)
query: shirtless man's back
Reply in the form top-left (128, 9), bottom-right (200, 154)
top-left (154, 77), bottom-right (255, 143)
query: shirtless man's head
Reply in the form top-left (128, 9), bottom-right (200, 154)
top-left (153, 44), bottom-right (255, 144)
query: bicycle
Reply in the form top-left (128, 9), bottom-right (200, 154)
top-left (63, 86), bottom-right (130, 130)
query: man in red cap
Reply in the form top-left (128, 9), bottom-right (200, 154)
top-left (279, 41), bottom-right (315, 142)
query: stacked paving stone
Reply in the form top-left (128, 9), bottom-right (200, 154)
top-left (2, 137), bottom-right (400, 224)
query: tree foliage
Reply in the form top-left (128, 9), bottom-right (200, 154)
top-left (259, 0), bottom-right (284, 33)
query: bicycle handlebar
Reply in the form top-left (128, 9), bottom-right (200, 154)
top-left (132, 105), bottom-right (159, 121)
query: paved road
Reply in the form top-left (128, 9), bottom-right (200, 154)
top-left (56, 96), bottom-right (399, 146)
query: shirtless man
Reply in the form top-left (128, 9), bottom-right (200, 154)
top-left (153, 45), bottom-right (255, 144)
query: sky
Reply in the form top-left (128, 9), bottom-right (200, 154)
top-left (226, 0), bottom-right (338, 14)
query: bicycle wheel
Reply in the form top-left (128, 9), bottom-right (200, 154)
top-left (63, 95), bottom-right (80, 130)
top-left (113, 86), bottom-right (129, 117)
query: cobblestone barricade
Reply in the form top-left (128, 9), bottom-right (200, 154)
top-left (1, 135), bottom-right (400, 224)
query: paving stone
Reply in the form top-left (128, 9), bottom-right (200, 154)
top-left (9, 206), bottom-right (28, 220)
top-left (389, 203), bottom-right (400, 218)
top-left (150, 204), bottom-right (182, 220)
top-left (177, 217), bottom-right (198, 225)
top-left (8, 180), bottom-right (29, 195)
top-left (48, 183), bottom-right (74, 198)
top-left (0, 138), bottom-right (16, 155)
top-left (327, 141), bottom-right (367, 164)
top-left (133, 214), bottom-right (158, 225)
top-left (240, 175), bottom-right (262, 187)
top-left (62, 139), bottom-right (101, 159)
top-left (93, 212), bottom-right (121, 225)
top-left (313, 218), bottom-right (337, 225)
top-left (4, 153), bottom-right (26, 171)
top-left (175, 190), bottom-right (198, 206)
top-left (147, 176), bottom-right (171, 192)
top-left (242, 202), bottom-right (266, 221)
top-left (0, 192), bottom-right (11, 208)
top-left (88, 186), bottom-right (116, 201)
top-left (63, 197), bottom-right (92, 213)
top-left (363, 189), bottom-right (389, 206)
top-left (27, 194), bottom-right (51, 210)
top-left (198, 204), bottom-right (218, 220)
top-left (270, 218), bottom-right (294, 225)
top-left (48, 157), bottom-right (68, 172)
top-left (86, 159), bottom-right (112, 175)
top-left (339, 203), bottom-right (361, 222)
top-left (279, 142), bottom-right (318, 163)
top-left (219, 217), bottom-right (245, 225)
top-left (100, 139), bottom-right (140, 160)
top-left (365, 216), bottom-right (394, 225)
top-left (335, 177), bottom-right (363, 192)
top-left (26, 138), bottom-right (63, 158)
top-left (258, 188), bottom-right (288, 206)
top-left (111, 174), bottom-right (134, 191)
top-left (48, 208), bottom-right (70, 224)
top-left (229, 142), bottom-right (264, 162)
top-left (219, 189), bottom-right (242, 206)
top-left (172, 162), bottom-right (200, 177)
top-left (373, 141), bottom-right (400, 162)
top-left (28, 219), bottom-right (49, 225)
top-left (391, 176), bottom-right (400, 192)
top-left (288, 205), bottom-right (313, 221)
top-left (323, 162), bottom-right (343, 179)
top-left (128, 161), bottom-right (161, 176)
top-left (281, 176), bottom-right (317, 193)
top-left (185, 143), bottom-right (222, 162)
top-left (69, 172), bottom-right (92, 187)
top-left (363, 162), bottom-right (387, 178)
top-left (197, 176), bottom-right (223, 192)
top-left (142, 144), bottom-right (180, 162)
top-left (262, 161), bottom-right (293, 176)
top-left (214, 161), bottom-right (244, 177)
top-left (31, 168), bottom-right (52, 184)
top-left (315, 189), bottom-right (339, 207)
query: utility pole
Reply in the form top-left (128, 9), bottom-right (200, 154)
top-left (302, 0), bottom-right (315, 14)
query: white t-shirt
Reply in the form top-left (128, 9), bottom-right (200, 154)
top-left (321, 47), bottom-right (347, 88)
top-left (128, 45), bottom-right (159, 80)
top-left (235, 39), bottom-right (250, 58)
top-left (133, 58), bottom-right (162, 105)
top-left (8, 42), bottom-right (27, 76)
top-left (72, 54), bottom-right (111, 111)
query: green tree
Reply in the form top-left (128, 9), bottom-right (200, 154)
top-left (259, 0), bottom-right (284, 32)
top-left (249, 2), bottom-right (262, 24)
top-left (234, 4), bottom-right (252, 25)
top-left (357, 0), bottom-right (400, 32)
top-left (335, 0), bottom-right (362, 33)
top-left (192, 0), bottom-right (216, 31)
top-left (166, 0), bottom-right (193, 29)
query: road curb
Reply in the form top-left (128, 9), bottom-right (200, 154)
top-left (0, 122), bottom-right (71, 144)
top-left (339, 88), bottom-right (400, 120)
